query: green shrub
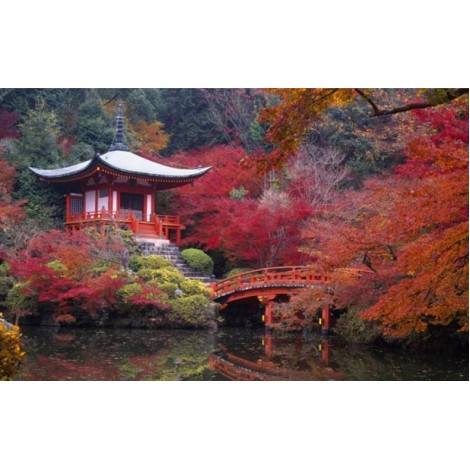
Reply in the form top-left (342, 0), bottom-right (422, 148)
top-left (4, 284), bottom-right (38, 317)
top-left (0, 314), bottom-right (25, 380)
top-left (136, 268), bottom-right (157, 281)
top-left (117, 228), bottom-right (142, 256)
top-left (333, 307), bottom-right (381, 344)
top-left (0, 263), bottom-right (14, 304)
top-left (167, 294), bottom-right (214, 327)
top-left (140, 255), bottom-right (173, 269)
top-left (46, 260), bottom-right (66, 271)
top-left (128, 254), bottom-right (141, 272)
top-left (90, 260), bottom-right (113, 276)
top-left (230, 186), bottom-right (248, 200)
top-left (141, 267), bottom-right (185, 285)
top-left (158, 282), bottom-right (179, 297)
top-left (117, 283), bottom-right (143, 302)
top-left (180, 279), bottom-right (210, 297)
top-left (130, 254), bottom-right (172, 272)
top-left (181, 248), bottom-right (214, 275)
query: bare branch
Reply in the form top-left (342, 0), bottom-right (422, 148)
top-left (359, 88), bottom-right (468, 117)
top-left (354, 89), bottom-right (380, 113)
top-left (287, 145), bottom-right (348, 209)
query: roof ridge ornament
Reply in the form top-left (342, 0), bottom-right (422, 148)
top-left (109, 102), bottom-right (129, 151)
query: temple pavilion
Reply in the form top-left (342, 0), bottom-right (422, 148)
top-left (29, 103), bottom-right (211, 243)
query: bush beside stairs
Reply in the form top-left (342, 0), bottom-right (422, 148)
top-left (137, 241), bottom-right (213, 284)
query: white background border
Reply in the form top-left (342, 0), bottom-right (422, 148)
top-left (1, 2), bottom-right (468, 469)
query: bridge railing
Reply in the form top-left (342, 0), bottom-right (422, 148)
top-left (212, 266), bottom-right (329, 299)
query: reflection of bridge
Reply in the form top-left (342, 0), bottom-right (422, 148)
top-left (211, 266), bottom-right (332, 333)
top-left (208, 335), bottom-right (345, 381)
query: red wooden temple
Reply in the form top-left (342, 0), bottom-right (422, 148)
top-left (29, 103), bottom-right (211, 242)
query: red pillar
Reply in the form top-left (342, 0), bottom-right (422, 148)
top-left (321, 305), bottom-right (331, 336)
top-left (143, 192), bottom-right (147, 222)
top-left (108, 186), bottom-right (113, 217)
top-left (265, 300), bottom-right (273, 328)
top-left (65, 195), bottom-right (70, 222)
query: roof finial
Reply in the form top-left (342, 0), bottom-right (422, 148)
top-left (109, 102), bottom-right (129, 151)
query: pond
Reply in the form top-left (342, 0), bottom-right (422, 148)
top-left (14, 326), bottom-right (468, 381)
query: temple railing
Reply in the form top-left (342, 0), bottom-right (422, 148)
top-left (66, 210), bottom-right (129, 222)
top-left (66, 211), bottom-right (181, 225)
top-left (65, 211), bottom-right (182, 241)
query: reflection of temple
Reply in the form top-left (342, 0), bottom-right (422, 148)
top-left (30, 103), bottom-right (211, 243)
top-left (208, 334), bottom-right (345, 381)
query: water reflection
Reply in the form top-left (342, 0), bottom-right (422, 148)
top-left (209, 331), bottom-right (345, 380)
top-left (15, 326), bottom-right (468, 381)
top-left (16, 327), bottom-right (217, 381)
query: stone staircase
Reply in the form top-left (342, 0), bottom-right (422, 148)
top-left (137, 241), bottom-right (213, 284)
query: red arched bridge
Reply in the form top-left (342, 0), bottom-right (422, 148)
top-left (211, 266), bottom-right (333, 333)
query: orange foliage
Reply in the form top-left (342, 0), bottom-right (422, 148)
top-left (132, 120), bottom-right (170, 154)
top-left (259, 88), bottom-right (468, 171)
top-left (303, 103), bottom-right (468, 341)
top-left (259, 88), bottom-right (355, 170)
top-left (0, 154), bottom-right (24, 234)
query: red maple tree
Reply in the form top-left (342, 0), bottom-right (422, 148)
top-left (303, 103), bottom-right (468, 340)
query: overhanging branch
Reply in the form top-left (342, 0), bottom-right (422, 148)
top-left (355, 88), bottom-right (468, 117)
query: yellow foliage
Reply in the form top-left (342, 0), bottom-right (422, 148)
top-left (0, 314), bottom-right (25, 380)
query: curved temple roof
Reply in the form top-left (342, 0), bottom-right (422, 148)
top-left (29, 150), bottom-right (211, 181)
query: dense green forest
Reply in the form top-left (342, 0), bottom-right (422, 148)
top-left (0, 88), bottom-right (468, 359)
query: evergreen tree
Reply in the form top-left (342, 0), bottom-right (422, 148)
top-left (6, 99), bottom-right (66, 227)
top-left (157, 89), bottom-right (223, 155)
top-left (72, 90), bottom-right (114, 154)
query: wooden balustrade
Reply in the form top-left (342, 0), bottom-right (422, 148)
top-left (66, 210), bottom-right (134, 223)
top-left (65, 210), bottom-right (182, 241)
top-left (127, 211), bottom-right (139, 233)
top-left (66, 211), bottom-right (180, 224)
top-left (212, 266), bottom-right (329, 299)
top-left (151, 213), bottom-right (163, 237)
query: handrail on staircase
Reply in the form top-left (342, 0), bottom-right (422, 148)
top-left (151, 213), bottom-right (164, 237)
top-left (127, 211), bottom-right (139, 234)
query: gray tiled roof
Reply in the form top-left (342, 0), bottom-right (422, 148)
top-left (30, 159), bottom-right (93, 178)
top-left (30, 150), bottom-right (211, 180)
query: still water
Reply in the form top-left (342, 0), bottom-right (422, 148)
top-left (15, 326), bottom-right (468, 381)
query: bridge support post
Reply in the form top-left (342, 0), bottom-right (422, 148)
top-left (265, 300), bottom-right (273, 328)
top-left (261, 295), bottom-right (276, 329)
top-left (321, 305), bottom-right (331, 336)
